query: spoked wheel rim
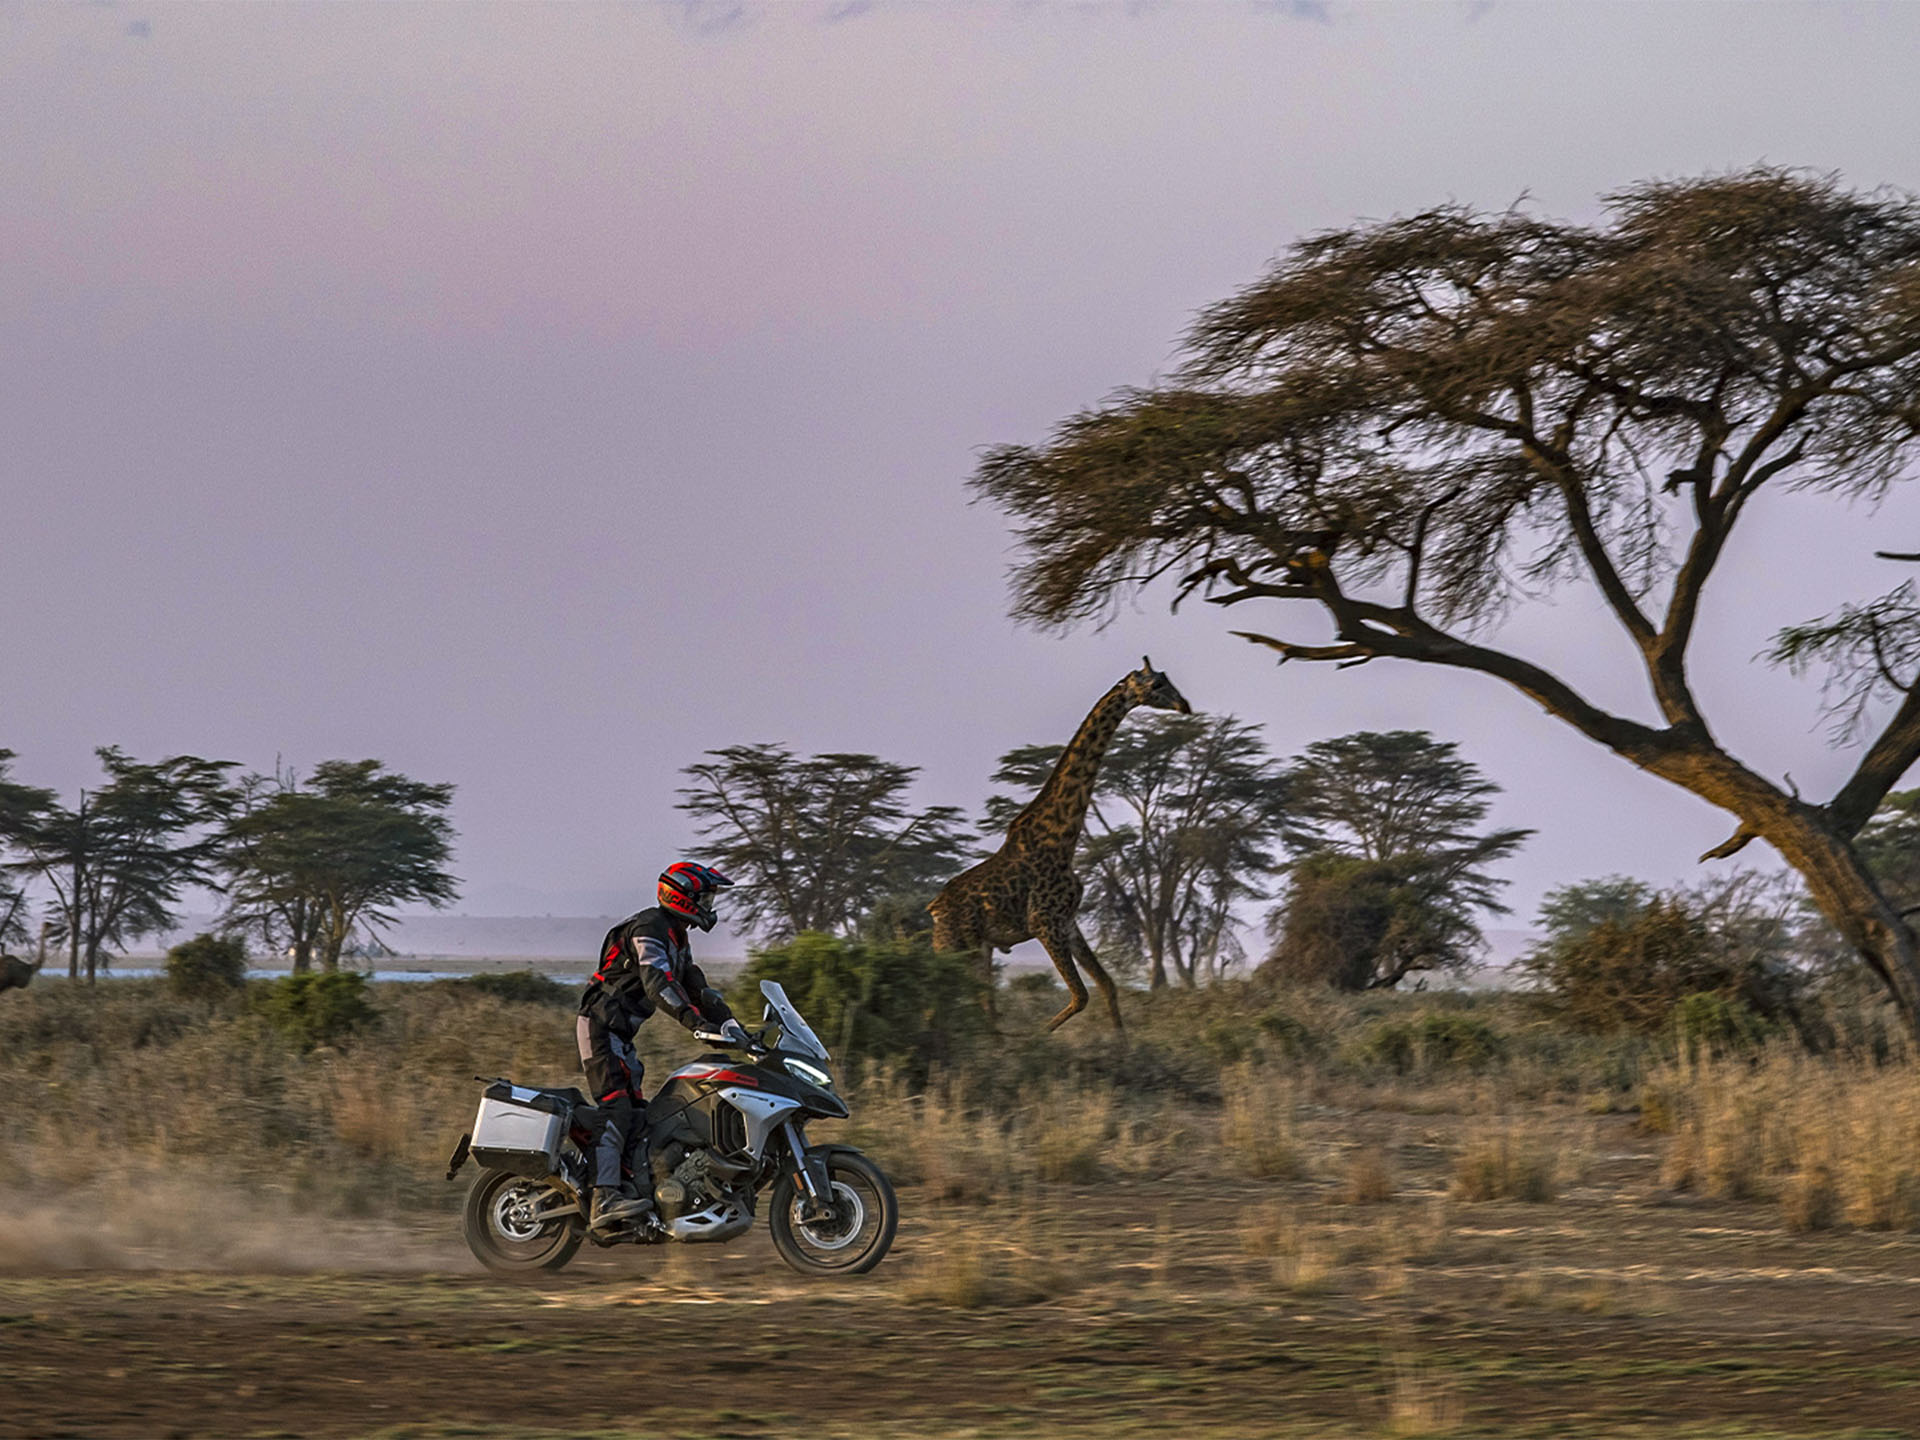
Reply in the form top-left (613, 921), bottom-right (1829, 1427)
top-left (791, 1179), bottom-right (867, 1252)
top-left (783, 1169), bottom-right (887, 1270)
top-left (489, 1179), bottom-right (550, 1245)
top-left (464, 1170), bottom-right (581, 1275)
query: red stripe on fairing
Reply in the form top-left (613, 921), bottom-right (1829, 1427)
top-left (673, 1066), bottom-right (760, 1087)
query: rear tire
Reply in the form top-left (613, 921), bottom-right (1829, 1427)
top-left (769, 1148), bottom-right (897, 1276)
top-left (463, 1169), bottom-right (582, 1277)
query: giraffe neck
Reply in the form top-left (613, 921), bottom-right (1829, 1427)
top-left (1010, 681), bottom-right (1137, 852)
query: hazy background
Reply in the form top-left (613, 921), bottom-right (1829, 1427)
top-left (5, 0), bottom-right (1920, 959)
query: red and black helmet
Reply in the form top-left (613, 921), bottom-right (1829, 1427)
top-left (658, 862), bottom-right (733, 932)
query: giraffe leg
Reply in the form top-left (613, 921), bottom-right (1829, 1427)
top-left (1032, 920), bottom-right (1089, 1033)
top-left (977, 944), bottom-right (998, 1024)
top-left (1069, 924), bottom-right (1125, 1034)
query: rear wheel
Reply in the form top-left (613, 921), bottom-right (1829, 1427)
top-left (769, 1148), bottom-right (897, 1276)
top-left (463, 1169), bottom-right (582, 1277)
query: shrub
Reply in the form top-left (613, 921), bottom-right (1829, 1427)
top-left (1255, 1008), bottom-right (1321, 1060)
top-left (1518, 891), bottom-right (1800, 1036)
top-left (252, 971), bottom-right (376, 1050)
top-left (736, 932), bottom-right (983, 1077)
top-left (1354, 1013), bottom-right (1504, 1074)
top-left (1263, 853), bottom-right (1481, 992)
top-left (1008, 970), bottom-right (1062, 996)
top-left (451, 969), bottom-right (574, 1006)
top-left (164, 934), bottom-right (249, 1001)
top-left (1671, 991), bottom-right (1772, 1057)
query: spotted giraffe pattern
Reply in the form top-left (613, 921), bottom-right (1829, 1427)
top-left (928, 659), bottom-right (1192, 1033)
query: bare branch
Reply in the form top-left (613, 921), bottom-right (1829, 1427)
top-left (1699, 825), bottom-right (1759, 863)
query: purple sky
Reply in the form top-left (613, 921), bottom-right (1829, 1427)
top-left (5, 1), bottom-right (1920, 949)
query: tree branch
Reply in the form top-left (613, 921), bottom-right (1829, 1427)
top-left (1827, 679), bottom-right (1920, 837)
top-left (1699, 824), bottom-right (1759, 863)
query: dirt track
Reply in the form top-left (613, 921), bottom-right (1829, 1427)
top-left (11, 1139), bottom-right (1920, 1440)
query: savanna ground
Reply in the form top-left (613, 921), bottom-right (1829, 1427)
top-left (6, 975), bottom-right (1920, 1439)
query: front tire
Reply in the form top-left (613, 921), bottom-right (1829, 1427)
top-left (769, 1148), bottom-right (898, 1276)
top-left (463, 1169), bottom-right (582, 1277)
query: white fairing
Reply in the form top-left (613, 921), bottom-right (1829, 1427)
top-left (759, 980), bottom-right (830, 1061)
top-left (724, 1087), bottom-right (804, 1158)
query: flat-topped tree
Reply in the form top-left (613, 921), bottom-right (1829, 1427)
top-left (974, 169), bottom-right (1920, 1034)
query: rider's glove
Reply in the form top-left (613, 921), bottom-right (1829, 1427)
top-left (718, 1019), bottom-right (751, 1048)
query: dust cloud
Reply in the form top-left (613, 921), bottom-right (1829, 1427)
top-left (0, 1181), bottom-right (465, 1274)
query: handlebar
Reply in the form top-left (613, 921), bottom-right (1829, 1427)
top-left (693, 1027), bottom-right (770, 1057)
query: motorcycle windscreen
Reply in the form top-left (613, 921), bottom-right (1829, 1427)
top-left (759, 979), bottom-right (830, 1062)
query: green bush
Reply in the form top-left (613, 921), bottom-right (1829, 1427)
top-left (1354, 1012), bottom-right (1505, 1073)
top-left (449, 969), bottom-right (574, 1006)
top-left (1009, 970), bottom-right (1063, 995)
top-left (1518, 892), bottom-right (1801, 1036)
top-left (252, 971), bottom-right (376, 1050)
top-left (164, 933), bottom-right (249, 1001)
top-left (1671, 991), bottom-right (1773, 1058)
top-left (736, 932), bottom-right (983, 1078)
top-left (1255, 1008), bottom-right (1322, 1061)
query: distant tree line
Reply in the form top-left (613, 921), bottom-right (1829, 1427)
top-left (678, 721), bottom-right (1533, 992)
top-left (0, 747), bottom-right (457, 983)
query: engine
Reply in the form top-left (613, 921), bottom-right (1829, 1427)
top-left (653, 1147), bottom-right (719, 1220)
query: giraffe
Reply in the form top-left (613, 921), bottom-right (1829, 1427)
top-left (928, 658), bottom-right (1192, 1033)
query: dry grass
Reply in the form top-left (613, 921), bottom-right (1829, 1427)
top-left (1340, 1144), bottom-right (1396, 1204)
top-left (1384, 1354), bottom-right (1465, 1436)
top-left (1219, 1063), bottom-right (1306, 1179)
top-left (899, 1207), bottom-right (1080, 1309)
top-left (1450, 1122), bottom-right (1562, 1203)
top-left (1652, 1048), bottom-right (1920, 1229)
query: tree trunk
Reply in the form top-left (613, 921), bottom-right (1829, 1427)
top-left (1765, 811), bottom-right (1920, 1029)
top-left (1646, 743), bottom-right (1920, 1035)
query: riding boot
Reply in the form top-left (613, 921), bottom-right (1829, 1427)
top-left (590, 1186), bottom-right (651, 1231)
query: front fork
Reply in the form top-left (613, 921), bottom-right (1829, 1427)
top-left (783, 1120), bottom-right (834, 1217)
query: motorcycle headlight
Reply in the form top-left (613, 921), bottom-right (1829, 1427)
top-left (783, 1057), bottom-right (834, 1091)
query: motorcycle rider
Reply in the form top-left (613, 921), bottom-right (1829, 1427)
top-left (576, 861), bottom-right (750, 1231)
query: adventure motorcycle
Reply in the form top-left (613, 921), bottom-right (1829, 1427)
top-left (447, 980), bottom-right (897, 1278)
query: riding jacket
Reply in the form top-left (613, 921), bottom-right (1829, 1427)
top-left (576, 907), bottom-right (735, 1096)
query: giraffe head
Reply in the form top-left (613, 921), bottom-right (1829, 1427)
top-left (1125, 656), bottom-right (1192, 715)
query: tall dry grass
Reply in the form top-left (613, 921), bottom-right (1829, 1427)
top-left (1449, 1120), bottom-right (1569, 1203)
top-left (1650, 1043), bottom-right (1920, 1229)
top-left (1219, 1063), bottom-right (1306, 1179)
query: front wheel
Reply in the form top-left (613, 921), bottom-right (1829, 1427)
top-left (463, 1169), bottom-right (582, 1277)
top-left (769, 1147), bottom-right (898, 1276)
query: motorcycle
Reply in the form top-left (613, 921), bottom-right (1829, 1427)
top-left (446, 979), bottom-right (897, 1279)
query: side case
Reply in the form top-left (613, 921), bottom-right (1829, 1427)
top-left (470, 1086), bottom-right (567, 1176)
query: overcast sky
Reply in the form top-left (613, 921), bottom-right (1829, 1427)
top-left (5, 0), bottom-right (1920, 949)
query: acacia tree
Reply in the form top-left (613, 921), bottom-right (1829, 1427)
top-left (974, 169), bottom-right (1920, 1033)
top-left (1265, 730), bottom-right (1529, 989)
top-left (219, 760), bottom-right (458, 972)
top-left (0, 750), bottom-right (57, 952)
top-left (678, 744), bottom-right (973, 940)
top-left (8, 748), bottom-right (236, 982)
top-left (986, 713), bottom-right (1292, 989)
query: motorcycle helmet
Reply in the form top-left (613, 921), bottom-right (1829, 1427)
top-left (658, 862), bottom-right (733, 932)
